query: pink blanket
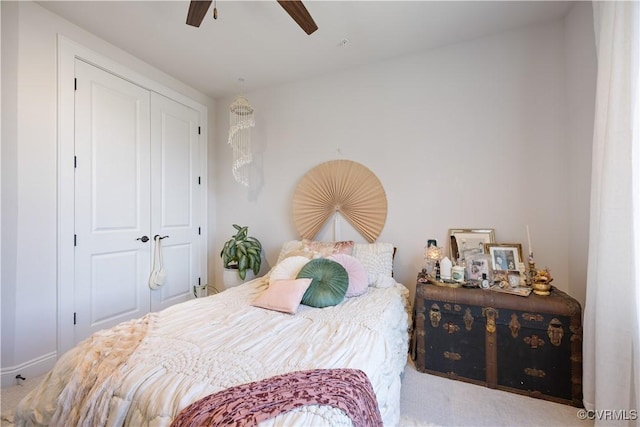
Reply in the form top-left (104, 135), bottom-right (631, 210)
top-left (171, 368), bottom-right (383, 427)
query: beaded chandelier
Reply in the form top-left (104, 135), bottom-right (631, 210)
top-left (227, 95), bottom-right (254, 186)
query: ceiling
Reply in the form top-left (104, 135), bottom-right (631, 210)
top-left (38, 1), bottom-right (574, 99)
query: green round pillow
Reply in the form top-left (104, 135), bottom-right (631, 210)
top-left (296, 258), bottom-right (348, 308)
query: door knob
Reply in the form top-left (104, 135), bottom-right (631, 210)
top-left (136, 235), bottom-right (149, 242)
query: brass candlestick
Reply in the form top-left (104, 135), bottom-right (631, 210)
top-left (526, 259), bottom-right (536, 287)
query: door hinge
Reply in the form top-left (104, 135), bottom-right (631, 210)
top-left (74, 78), bottom-right (77, 91)
top-left (198, 176), bottom-right (201, 185)
top-left (198, 277), bottom-right (201, 286)
top-left (198, 227), bottom-right (201, 235)
top-left (73, 312), bottom-right (77, 325)
top-left (74, 234), bottom-right (77, 246)
top-left (198, 126), bottom-right (201, 135)
top-left (74, 156), bottom-right (77, 168)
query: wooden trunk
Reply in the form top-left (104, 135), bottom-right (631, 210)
top-left (411, 282), bottom-right (583, 407)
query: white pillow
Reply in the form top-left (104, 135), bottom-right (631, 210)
top-left (372, 273), bottom-right (397, 289)
top-left (351, 242), bottom-right (394, 285)
top-left (251, 278), bottom-right (313, 314)
top-left (269, 256), bottom-right (310, 286)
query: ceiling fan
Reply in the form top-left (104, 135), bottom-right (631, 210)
top-left (186, 0), bottom-right (318, 35)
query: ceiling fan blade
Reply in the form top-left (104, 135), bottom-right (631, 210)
top-left (186, 0), bottom-right (212, 27)
top-left (277, 0), bottom-right (318, 35)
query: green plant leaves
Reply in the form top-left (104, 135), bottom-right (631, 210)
top-left (221, 225), bottom-right (262, 279)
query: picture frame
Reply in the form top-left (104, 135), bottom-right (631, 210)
top-left (465, 253), bottom-right (492, 281)
top-left (484, 243), bottom-right (523, 271)
top-left (508, 271), bottom-right (521, 288)
top-left (448, 228), bottom-right (496, 262)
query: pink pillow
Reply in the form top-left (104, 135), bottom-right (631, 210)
top-left (328, 254), bottom-right (368, 297)
top-left (251, 278), bottom-right (313, 314)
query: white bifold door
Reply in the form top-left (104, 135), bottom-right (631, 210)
top-left (73, 60), bottom-right (202, 344)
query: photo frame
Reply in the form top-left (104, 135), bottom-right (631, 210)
top-left (484, 243), bottom-right (523, 271)
top-left (465, 253), bottom-right (492, 281)
top-left (448, 228), bottom-right (496, 262)
top-left (508, 271), bottom-right (521, 288)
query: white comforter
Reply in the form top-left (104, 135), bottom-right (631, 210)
top-left (16, 276), bottom-right (410, 426)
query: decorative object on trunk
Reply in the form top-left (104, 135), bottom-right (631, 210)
top-left (423, 240), bottom-right (442, 279)
top-left (448, 228), bottom-right (495, 263)
top-left (439, 256), bottom-right (453, 280)
top-left (228, 87), bottom-right (254, 186)
top-left (531, 268), bottom-right (553, 296)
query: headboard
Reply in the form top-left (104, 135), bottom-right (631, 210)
top-left (292, 160), bottom-right (387, 243)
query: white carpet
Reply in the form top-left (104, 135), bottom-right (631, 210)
top-left (400, 358), bottom-right (592, 427)
top-left (1, 375), bottom-right (44, 426)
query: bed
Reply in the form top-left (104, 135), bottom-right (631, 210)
top-left (15, 240), bottom-right (410, 426)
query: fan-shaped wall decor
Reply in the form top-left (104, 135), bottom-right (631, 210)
top-left (292, 160), bottom-right (387, 243)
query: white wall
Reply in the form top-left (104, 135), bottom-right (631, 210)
top-left (213, 11), bottom-right (596, 307)
top-left (1, 0), bottom-right (20, 378)
top-left (564, 2), bottom-right (596, 310)
top-left (0, 1), bottom-right (216, 385)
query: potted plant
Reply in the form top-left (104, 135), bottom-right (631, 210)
top-left (220, 224), bottom-right (262, 287)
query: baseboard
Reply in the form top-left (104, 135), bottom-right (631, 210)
top-left (1, 352), bottom-right (57, 388)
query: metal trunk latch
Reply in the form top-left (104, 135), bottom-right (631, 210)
top-left (483, 307), bottom-right (499, 333)
top-left (429, 304), bottom-right (442, 328)
top-left (547, 318), bottom-right (564, 346)
top-left (509, 313), bottom-right (521, 338)
top-left (463, 308), bottom-right (474, 331)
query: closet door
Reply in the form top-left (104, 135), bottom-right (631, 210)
top-left (149, 93), bottom-right (201, 311)
top-left (74, 60), bottom-right (152, 341)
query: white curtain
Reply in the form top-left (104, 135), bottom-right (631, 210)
top-left (584, 1), bottom-right (639, 425)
